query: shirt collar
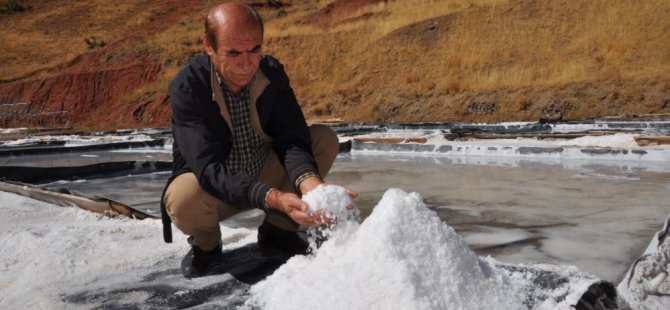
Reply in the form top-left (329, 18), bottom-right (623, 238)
top-left (215, 71), bottom-right (254, 95)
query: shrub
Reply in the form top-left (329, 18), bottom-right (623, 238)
top-left (84, 37), bottom-right (107, 49)
top-left (0, 0), bottom-right (27, 14)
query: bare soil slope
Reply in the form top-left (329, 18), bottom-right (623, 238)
top-left (1, 0), bottom-right (668, 130)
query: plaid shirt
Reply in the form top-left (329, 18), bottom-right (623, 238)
top-left (217, 73), bottom-right (270, 179)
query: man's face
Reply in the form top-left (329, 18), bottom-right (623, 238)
top-left (206, 22), bottom-right (262, 92)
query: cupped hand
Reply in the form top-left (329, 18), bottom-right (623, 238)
top-left (267, 190), bottom-right (330, 226)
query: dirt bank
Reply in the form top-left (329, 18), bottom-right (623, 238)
top-left (1, 0), bottom-right (669, 130)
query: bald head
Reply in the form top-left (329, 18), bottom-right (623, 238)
top-left (205, 1), bottom-right (264, 51)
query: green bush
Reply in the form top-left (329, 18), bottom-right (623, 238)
top-left (0, 0), bottom-right (27, 14)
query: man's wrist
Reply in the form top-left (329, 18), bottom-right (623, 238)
top-left (295, 172), bottom-right (319, 189)
top-left (250, 181), bottom-right (273, 210)
top-left (264, 188), bottom-right (277, 211)
top-left (298, 175), bottom-right (323, 194)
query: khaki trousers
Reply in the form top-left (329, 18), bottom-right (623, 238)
top-left (164, 124), bottom-right (339, 251)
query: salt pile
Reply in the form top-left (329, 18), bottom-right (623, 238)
top-left (618, 215), bottom-right (670, 309)
top-left (248, 188), bottom-right (524, 310)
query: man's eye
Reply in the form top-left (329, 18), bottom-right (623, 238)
top-left (250, 47), bottom-right (261, 54)
top-left (226, 51), bottom-right (241, 57)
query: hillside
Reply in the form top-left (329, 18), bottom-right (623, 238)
top-left (1, 0), bottom-right (669, 130)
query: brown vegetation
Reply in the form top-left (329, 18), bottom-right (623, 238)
top-left (1, 0), bottom-right (669, 130)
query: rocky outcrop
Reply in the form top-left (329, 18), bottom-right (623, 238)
top-left (0, 62), bottom-right (160, 123)
top-left (0, 37), bottom-right (167, 129)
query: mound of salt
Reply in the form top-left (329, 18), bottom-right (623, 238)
top-left (248, 188), bottom-right (523, 310)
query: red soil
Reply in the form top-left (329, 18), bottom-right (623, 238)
top-left (0, 0), bottom-right (203, 130)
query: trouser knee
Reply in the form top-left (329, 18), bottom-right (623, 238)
top-left (164, 173), bottom-right (234, 251)
top-left (309, 124), bottom-right (339, 177)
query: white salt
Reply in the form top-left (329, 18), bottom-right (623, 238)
top-left (248, 188), bottom-right (524, 310)
top-left (302, 184), bottom-right (353, 218)
top-left (618, 216), bottom-right (670, 310)
top-left (0, 188), bottom-right (618, 309)
top-left (301, 184), bottom-right (358, 250)
top-left (0, 191), bottom-right (254, 309)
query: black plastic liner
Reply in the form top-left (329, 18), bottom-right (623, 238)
top-left (0, 160), bottom-right (172, 183)
top-left (0, 139), bottom-right (166, 157)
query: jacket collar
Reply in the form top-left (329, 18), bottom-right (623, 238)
top-left (210, 59), bottom-right (271, 141)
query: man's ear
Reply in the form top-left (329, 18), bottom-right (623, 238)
top-left (203, 33), bottom-right (214, 56)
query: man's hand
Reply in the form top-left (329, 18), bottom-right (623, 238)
top-left (266, 189), bottom-right (326, 226)
top-left (268, 177), bottom-right (359, 226)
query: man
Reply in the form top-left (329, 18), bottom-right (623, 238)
top-left (161, 1), bottom-right (356, 278)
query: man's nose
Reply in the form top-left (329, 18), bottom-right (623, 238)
top-left (240, 53), bottom-right (255, 71)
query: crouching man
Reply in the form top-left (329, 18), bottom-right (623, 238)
top-left (160, 1), bottom-right (356, 278)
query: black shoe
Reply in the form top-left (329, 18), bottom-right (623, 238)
top-left (257, 220), bottom-right (308, 256)
top-left (180, 243), bottom-right (223, 278)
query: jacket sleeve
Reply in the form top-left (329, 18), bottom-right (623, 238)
top-left (170, 78), bottom-right (271, 209)
top-left (266, 63), bottom-right (320, 190)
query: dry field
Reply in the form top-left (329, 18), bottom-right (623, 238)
top-left (1, 0), bottom-right (669, 128)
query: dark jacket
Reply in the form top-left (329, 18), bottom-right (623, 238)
top-left (161, 53), bottom-right (319, 243)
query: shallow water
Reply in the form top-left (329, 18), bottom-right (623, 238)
top-left (0, 147), bottom-right (171, 167)
top-left (328, 153), bottom-right (670, 283)
top-left (37, 152), bottom-right (670, 283)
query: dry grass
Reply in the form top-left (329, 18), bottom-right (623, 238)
top-left (444, 0), bottom-right (670, 89)
top-left (2, 0), bottom-right (669, 124)
top-left (254, 0), bottom-right (669, 122)
top-left (272, 0), bottom-right (669, 93)
top-left (114, 7), bottom-right (210, 105)
top-left (0, 1), bottom-right (154, 80)
top-left (7, 0), bottom-right (666, 90)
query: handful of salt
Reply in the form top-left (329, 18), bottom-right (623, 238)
top-left (302, 184), bottom-right (359, 251)
top-left (302, 184), bottom-right (354, 221)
